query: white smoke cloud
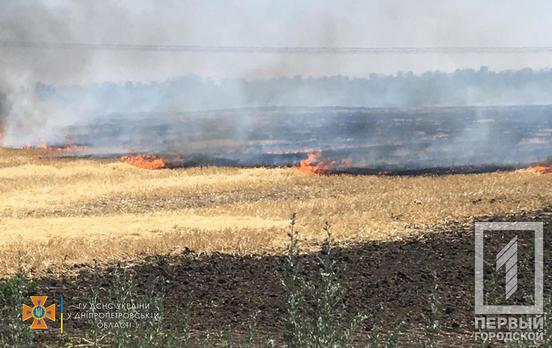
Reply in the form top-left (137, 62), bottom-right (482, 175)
top-left (0, 0), bottom-right (551, 164)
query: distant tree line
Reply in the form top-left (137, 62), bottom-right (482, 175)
top-left (35, 67), bottom-right (552, 114)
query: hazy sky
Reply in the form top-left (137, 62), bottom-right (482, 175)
top-left (1, 0), bottom-right (552, 83)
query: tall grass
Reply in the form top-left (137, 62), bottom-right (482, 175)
top-left (281, 215), bottom-right (366, 347)
top-left (0, 270), bottom-right (35, 347)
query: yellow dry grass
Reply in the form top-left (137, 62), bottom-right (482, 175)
top-left (1, 147), bottom-right (551, 275)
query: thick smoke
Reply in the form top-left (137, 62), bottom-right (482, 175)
top-left (0, 1), bottom-right (551, 167)
top-left (0, 89), bottom-right (7, 129)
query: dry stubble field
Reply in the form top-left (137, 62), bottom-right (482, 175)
top-left (1, 147), bottom-right (551, 276)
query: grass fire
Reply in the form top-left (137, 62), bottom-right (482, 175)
top-left (1, 142), bottom-right (552, 345)
top-left (120, 154), bottom-right (167, 170)
top-left (2, 2), bottom-right (552, 346)
top-left (296, 151), bottom-right (352, 175)
top-left (1, 105), bottom-right (551, 347)
top-left (1, 146), bottom-right (551, 271)
top-left (527, 163), bottom-right (552, 174)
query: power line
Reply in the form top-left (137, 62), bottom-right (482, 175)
top-left (2, 41), bottom-right (552, 54)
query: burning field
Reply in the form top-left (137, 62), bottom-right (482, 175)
top-left (0, 139), bottom-right (552, 345)
top-left (0, 146), bottom-right (551, 345)
top-left (1, 107), bottom-right (552, 345)
top-left (3, 1), bottom-right (552, 345)
top-left (0, 145), bottom-right (550, 273)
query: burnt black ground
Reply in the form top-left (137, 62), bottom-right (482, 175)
top-left (65, 105), bottom-right (552, 169)
top-left (36, 207), bottom-right (552, 346)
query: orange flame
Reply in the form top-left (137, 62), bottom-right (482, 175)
top-left (55, 135), bottom-right (83, 153)
top-left (121, 155), bottom-right (167, 170)
top-left (527, 164), bottom-right (552, 174)
top-left (19, 136), bottom-right (83, 153)
top-left (296, 151), bottom-right (351, 175)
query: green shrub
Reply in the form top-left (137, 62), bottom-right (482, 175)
top-left (0, 270), bottom-right (36, 347)
top-left (280, 214), bottom-right (366, 348)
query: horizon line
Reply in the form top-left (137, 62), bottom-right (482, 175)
top-left (3, 41), bottom-right (552, 54)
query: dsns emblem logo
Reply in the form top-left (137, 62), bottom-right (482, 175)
top-left (22, 296), bottom-right (56, 329)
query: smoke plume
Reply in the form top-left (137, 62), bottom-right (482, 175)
top-left (0, 1), bottom-right (551, 168)
top-left (0, 89), bottom-right (7, 129)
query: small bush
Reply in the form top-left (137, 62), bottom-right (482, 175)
top-left (280, 214), bottom-right (366, 348)
top-left (0, 270), bottom-right (36, 347)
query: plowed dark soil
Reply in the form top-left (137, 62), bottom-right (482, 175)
top-left (36, 207), bottom-right (552, 346)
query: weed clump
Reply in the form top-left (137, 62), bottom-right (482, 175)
top-left (0, 270), bottom-right (36, 347)
top-left (281, 214), bottom-right (366, 347)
